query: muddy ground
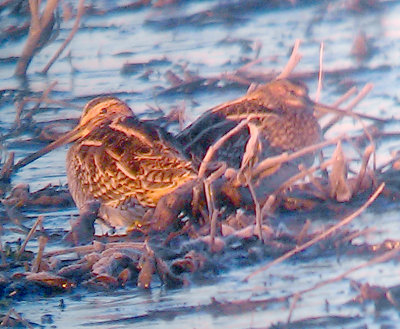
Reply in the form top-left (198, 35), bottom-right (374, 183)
top-left (1, 0), bottom-right (400, 328)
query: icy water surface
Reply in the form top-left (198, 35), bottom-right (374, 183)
top-left (1, 0), bottom-right (400, 328)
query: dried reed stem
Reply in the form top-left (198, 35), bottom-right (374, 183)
top-left (24, 81), bottom-right (58, 121)
top-left (244, 182), bottom-right (385, 282)
top-left (332, 87), bottom-right (358, 107)
top-left (315, 41), bottom-right (324, 102)
top-left (345, 83), bottom-right (374, 111)
top-left (0, 308), bottom-right (12, 326)
top-left (15, 0), bottom-right (59, 76)
top-left (31, 235), bottom-right (48, 273)
top-left (287, 293), bottom-right (300, 324)
top-left (43, 241), bottom-right (145, 258)
top-left (275, 158), bottom-right (335, 197)
top-left (294, 238), bottom-right (400, 300)
top-left (237, 57), bottom-right (264, 73)
top-left (319, 83), bottom-right (378, 131)
top-left (42, 0), bottom-right (85, 74)
top-left (205, 163), bottom-right (226, 252)
top-left (11, 309), bottom-right (33, 329)
top-left (253, 135), bottom-right (344, 179)
top-left (246, 177), bottom-right (263, 243)
top-left (219, 72), bottom-right (252, 86)
top-left (0, 152), bottom-right (14, 181)
top-left (0, 308), bottom-right (33, 329)
top-left (270, 236), bottom-right (400, 322)
top-left (354, 144), bottom-right (375, 192)
top-left (277, 39), bottom-right (302, 79)
top-left (209, 208), bottom-right (219, 252)
top-left (0, 236), bottom-right (6, 266)
top-left (22, 96), bottom-right (81, 109)
top-left (198, 118), bottom-right (251, 178)
top-left (17, 215), bottom-right (43, 259)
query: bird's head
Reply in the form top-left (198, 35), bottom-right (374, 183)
top-left (79, 96), bottom-right (134, 127)
top-left (13, 96), bottom-right (135, 170)
top-left (253, 79), bottom-right (315, 113)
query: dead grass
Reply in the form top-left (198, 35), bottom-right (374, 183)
top-left (1, 14), bottom-right (400, 326)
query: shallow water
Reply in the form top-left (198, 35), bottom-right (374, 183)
top-left (2, 0), bottom-right (400, 328)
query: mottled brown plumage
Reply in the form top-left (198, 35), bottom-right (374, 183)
top-left (177, 79), bottom-right (322, 204)
top-left (177, 79), bottom-right (321, 169)
top-left (21, 96), bottom-right (197, 228)
top-left (67, 97), bottom-right (197, 227)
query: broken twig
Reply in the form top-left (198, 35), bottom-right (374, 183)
top-left (244, 182), bottom-right (385, 281)
top-left (42, 0), bottom-right (85, 74)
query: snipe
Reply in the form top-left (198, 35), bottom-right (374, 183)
top-left (177, 79), bottom-right (321, 168)
top-left (16, 96), bottom-right (197, 228)
top-left (177, 79), bottom-right (322, 204)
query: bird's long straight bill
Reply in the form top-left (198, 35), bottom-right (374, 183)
top-left (313, 102), bottom-right (386, 123)
top-left (13, 126), bottom-right (85, 171)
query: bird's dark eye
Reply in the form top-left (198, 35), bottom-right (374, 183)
top-left (100, 108), bottom-right (107, 114)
